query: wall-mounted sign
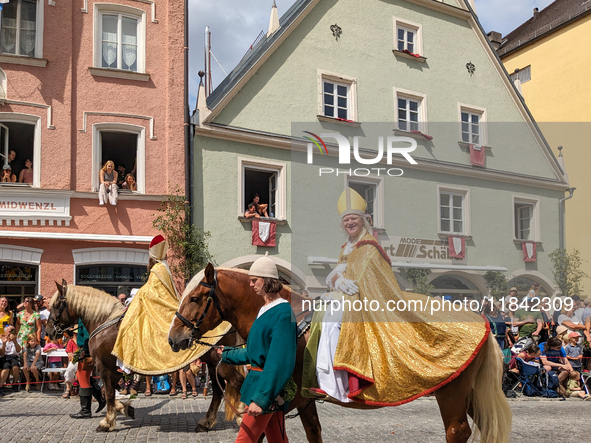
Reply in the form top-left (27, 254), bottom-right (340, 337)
top-left (381, 236), bottom-right (455, 263)
top-left (0, 189), bottom-right (72, 226)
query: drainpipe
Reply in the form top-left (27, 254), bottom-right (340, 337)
top-left (184, 0), bottom-right (192, 224)
top-left (558, 187), bottom-right (575, 251)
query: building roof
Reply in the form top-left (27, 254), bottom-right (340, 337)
top-left (498, 0), bottom-right (591, 57)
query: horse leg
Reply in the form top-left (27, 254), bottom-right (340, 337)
top-left (96, 368), bottom-right (119, 432)
top-left (297, 400), bottom-right (323, 443)
top-left (115, 399), bottom-right (135, 419)
top-left (195, 362), bottom-right (222, 432)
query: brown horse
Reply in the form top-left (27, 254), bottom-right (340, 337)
top-left (46, 280), bottom-right (246, 432)
top-left (168, 264), bottom-right (512, 443)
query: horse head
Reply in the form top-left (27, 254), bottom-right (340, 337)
top-left (47, 279), bottom-right (77, 340)
top-left (168, 263), bottom-right (226, 352)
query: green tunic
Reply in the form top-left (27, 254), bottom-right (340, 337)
top-left (77, 319), bottom-right (90, 354)
top-left (222, 302), bottom-right (297, 413)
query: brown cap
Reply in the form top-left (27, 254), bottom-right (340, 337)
top-left (509, 287), bottom-right (518, 292)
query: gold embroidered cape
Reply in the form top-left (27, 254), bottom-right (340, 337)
top-left (112, 262), bottom-right (231, 375)
top-left (302, 233), bottom-right (489, 406)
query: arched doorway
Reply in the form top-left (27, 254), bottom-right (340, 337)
top-left (507, 275), bottom-right (551, 299)
top-left (429, 273), bottom-right (483, 301)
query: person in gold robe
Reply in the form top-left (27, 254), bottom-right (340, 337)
top-left (302, 188), bottom-right (489, 406)
top-left (112, 235), bottom-right (230, 375)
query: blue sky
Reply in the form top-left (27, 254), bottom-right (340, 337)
top-left (188, 0), bottom-right (556, 107)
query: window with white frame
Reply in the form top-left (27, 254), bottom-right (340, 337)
top-left (394, 88), bottom-right (427, 134)
top-left (94, 5), bottom-right (146, 72)
top-left (394, 17), bottom-right (422, 55)
top-left (439, 191), bottom-right (466, 234)
top-left (240, 159), bottom-right (286, 220)
top-left (0, 113), bottom-right (41, 187)
top-left (460, 109), bottom-right (483, 145)
top-left (514, 200), bottom-right (537, 241)
top-left (92, 124), bottom-right (145, 193)
top-left (318, 71), bottom-right (357, 122)
top-left (0, 0), bottom-right (43, 58)
top-left (348, 179), bottom-right (382, 228)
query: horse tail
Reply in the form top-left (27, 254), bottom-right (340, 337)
top-left (470, 333), bottom-right (512, 443)
top-left (224, 365), bottom-right (246, 422)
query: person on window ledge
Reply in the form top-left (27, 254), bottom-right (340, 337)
top-left (18, 158), bottom-right (33, 184)
top-left (1, 165), bottom-right (16, 183)
top-left (7, 150), bottom-right (16, 169)
top-left (99, 160), bottom-right (118, 206)
top-left (122, 173), bottom-right (137, 191)
top-left (116, 165), bottom-right (127, 188)
top-left (244, 203), bottom-right (261, 219)
top-left (251, 194), bottom-right (269, 217)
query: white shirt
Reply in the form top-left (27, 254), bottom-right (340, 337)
top-left (2, 338), bottom-right (17, 355)
top-left (39, 308), bottom-right (50, 321)
top-left (256, 298), bottom-right (289, 319)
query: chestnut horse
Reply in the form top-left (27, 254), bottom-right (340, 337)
top-left (168, 264), bottom-right (512, 443)
top-left (46, 280), bottom-right (245, 432)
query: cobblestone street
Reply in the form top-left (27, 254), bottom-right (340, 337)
top-left (1, 390), bottom-right (590, 442)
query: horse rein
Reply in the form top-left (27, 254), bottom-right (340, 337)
top-left (174, 270), bottom-right (226, 347)
top-left (48, 292), bottom-right (69, 336)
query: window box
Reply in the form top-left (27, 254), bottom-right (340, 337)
top-left (394, 129), bottom-right (433, 142)
top-left (89, 67), bottom-right (150, 82)
top-left (392, 49), bottom-right (426, 63)
top-left (316, 115), bottom-right (361, 127)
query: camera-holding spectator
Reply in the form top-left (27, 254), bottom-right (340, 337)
top-left (18, 158), bottom-right (33, 184)
top-left (23, 334), bottom-right (44, 391)
top-left (43, 337), bottom-right (64, 390)
top-left (0, 325), bottom-right (22, 394)
top-left (122, 173), bottom-right (137, 191)
top-left (0, 296), bottom-right (13, 335)
top-left (116, 287), bottom-right (130, 306)
top-left (1, 164), bottom-right (16, 183)
top-left (566, 371), bottom-right (590, 400)
top-left (16, 296), bottom-right (41, 344)
top-left (565, 331), bottom-right (583, 375)
top-left (244, 202), bottom-right (261, 219)
top-left (98, 160), bottom-right (118, 206)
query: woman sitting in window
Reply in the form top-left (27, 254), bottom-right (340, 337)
top-left (122, 173), bottom-right (137, 191)
top-left (99, 160), bottom-right (118, 206)
top-left (18, 159), bottom-right (33, 184)
top-left (1, 165), bottom-right (16, 183)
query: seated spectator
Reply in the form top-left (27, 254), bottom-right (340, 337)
top-left (566, 371), bottom-right (590, 400)
top-left (117, 165), bottom-right (126, 188)
top-left (557, 305), bottom-right (586, 344)
top-left (63, 328), bottom-right (79, 398)
top-left (18, 158), bottom-right (33, 184)
top-left (23, 334), bottom-right (44, 391)
top-left (0, 325), bottom-right (22, 393)
top-left (1, 165), bottom-right (16, 183)
top-left (122, 173), bottom-right (137, 191)
top-left (98, 160), bottom-right (118, 206)
top-left (565, 332), bottom-right (583, 375)
top-left (555, 325), bottom-right (570, 345)
top-left (483, 301), bottom-right (510, 349)
top-left (244, 203), bottom-right (261, 219)
top-left (43, 337), bottom-right (64, 390)
top-left (510, 345), bottom-right (541, 374)
top-left (251, 193), bottom-right (269, 217)
top-left (540, 337), bottom-right (572, 386)
top-left (0, 296), bottom-right (12, 335)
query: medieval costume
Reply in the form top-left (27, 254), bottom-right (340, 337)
top-left (222, 253), bottom-right (297, 443)
top-left (112, 235), bottom-right (231, 374)
top-left (302, 188), bottom-right (489, 406)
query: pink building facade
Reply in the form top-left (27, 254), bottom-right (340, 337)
top-left (0, 0), bottom-right (186, 307)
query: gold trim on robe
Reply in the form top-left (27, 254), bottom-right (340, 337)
top-left (112, 262), bottom-right (231, 375)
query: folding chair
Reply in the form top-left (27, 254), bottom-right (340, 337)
top-left (515, 357), bottom-right (544, 397)
top-left (582, 371), bottom-right (591, 395)
top-left (40, 349), bottom-right (68, 393)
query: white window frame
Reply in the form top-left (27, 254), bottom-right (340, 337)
top-left (394, 87), bottom-right (427, 134)
top-left (0, 112), bottom-right (41, 187)
top-left (317, 69), bottom-right (358, 122)
top-left (238, 157), bottom-right (286, 220)
top-left (458, 103), bottom-right (487, 147)
top-left (437, 185), bottom-right (471, 236)
top-left (0, 0), bottom-right (44, 58)
top-left (393, 16), bottom-right (422, 55)
top-left (91, 123), bottom-right (146, 193)
top-left (512, 196), bottom-right (540, 242)
top-left (510, 65), bottom-right (531, 84)
top-left (93, 4), bottom-right (146, 73)
top-left (345, 173), bottom-right (385, 229)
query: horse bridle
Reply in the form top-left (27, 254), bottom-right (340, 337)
top-left (174, 270), bottom-right (225, 345)
top-left (48, 292), bottom-right (70, 336)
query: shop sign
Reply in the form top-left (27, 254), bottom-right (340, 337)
top-left (0, 190), bottom-right (72, 226)
top-left (381, 236), bottom-right (452, 263)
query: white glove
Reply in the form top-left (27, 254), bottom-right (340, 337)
top-left (326, 263), bottom-right (348, 289)
top-left (334, 277), bottom-right (359, 295)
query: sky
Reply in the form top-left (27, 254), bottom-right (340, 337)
top-left (188, 0), bottom-right (556, 107)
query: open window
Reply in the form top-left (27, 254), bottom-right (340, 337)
top-left (0, 119), bottom-right (37, 186)
top-left (513, 197), bottom-right (539, 241)
top-left (239, 158), bottom-right (286, 220)
top-left (92, 123), bottom-right (145, 193)
top-left (347, 175), bottom-right (384, 228)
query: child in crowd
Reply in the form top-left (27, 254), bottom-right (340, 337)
top-left (43, 337), bottom-right (64, 390)
top-left (23, 334), bottom-right (44, 391)
top-left (565, 332), bottom-right (583, 375)
top-left (566, 371), bottom-right (590, 400)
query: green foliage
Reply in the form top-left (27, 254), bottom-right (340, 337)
top-left (549, 249), bottom-right (589, 297)
top-left (405, 268), bottom-right (434, 296)
top-left (152, 186), bottom-right (214, 282)
top-left (484, 271), bottom-right (508, 299)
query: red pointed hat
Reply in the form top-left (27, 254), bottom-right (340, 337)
top-left (149, 234), bottom-right (169, 260)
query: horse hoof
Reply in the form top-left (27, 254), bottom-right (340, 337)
top-left (195, 424), bottom-right (210, 433)
top-left (96, 426), bottom-right (110, 433)
top-left (126, 405), bottom-right (135, 420)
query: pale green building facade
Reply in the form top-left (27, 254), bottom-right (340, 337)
top-left (192, 0), bottom-right (568, 300)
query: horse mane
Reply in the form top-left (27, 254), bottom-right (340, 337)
top-left (50, 285), bottom-right (124, 325)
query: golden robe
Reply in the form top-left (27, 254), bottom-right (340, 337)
top-left (112, 262), bottom-right (231, 375)
top-left (303, 233), bottom-right (489, 406)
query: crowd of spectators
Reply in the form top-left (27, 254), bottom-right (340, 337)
top-left (98, 160), bottom-right (138, 206)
